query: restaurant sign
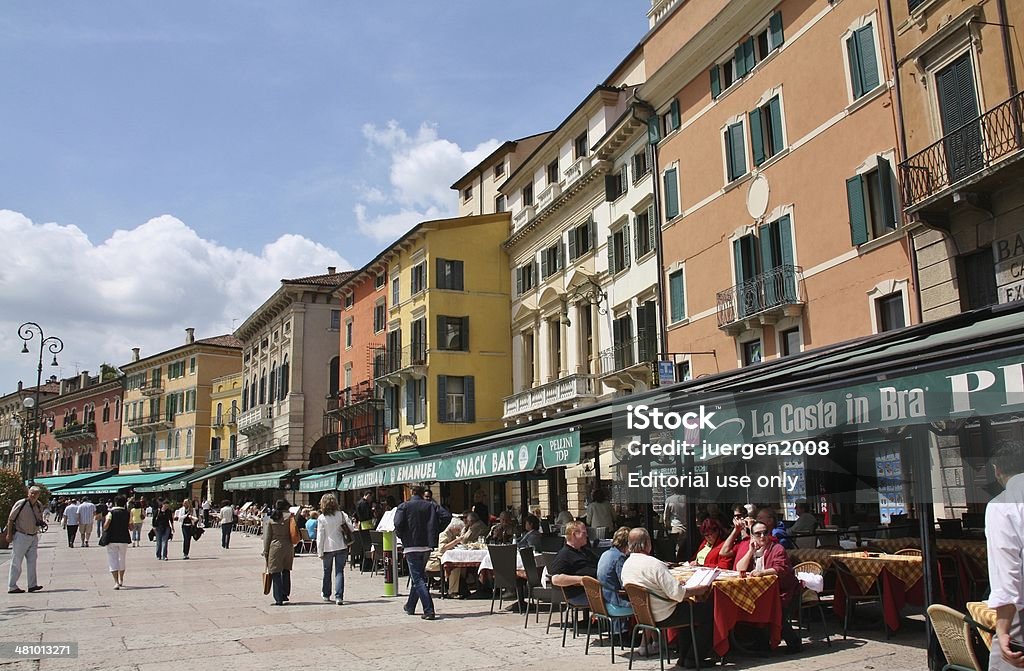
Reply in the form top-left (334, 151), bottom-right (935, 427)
top-left (681, 354), bottom-right (1024, 443)
top-left (337, 429), bottom-right (580, 491)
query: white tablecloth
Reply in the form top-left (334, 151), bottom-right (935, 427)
top-left (440, 548), bottom-right (489, 565)
top-left (478, 548), bottom-right (528, 573)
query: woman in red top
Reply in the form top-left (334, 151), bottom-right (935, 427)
top-left (692, 517), bottom-right (732, 569)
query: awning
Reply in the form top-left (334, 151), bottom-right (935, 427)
top-left (34, 470), bottom-right (115, 492)
top-left (337, 429), bottom-right (581, 491)
top-left (327, 444), bottom-right (388, 461)
top-left (297, 461), bottom-right (355, 493)
top-left (59, 470), bottom-right (192, 496)
top-left (137, 448), bottom-right (283, 493)
top-left (223, 469), bottom-right (296, 492)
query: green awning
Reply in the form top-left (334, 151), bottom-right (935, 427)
top-left (298, 461), bottom-right (354, 493)
top-left (137, 448), bottom-right (283, 492)
top-left (59, 470), bottom-right (192, 496)
top-left (223, 469), bottom-right (296, 492)
top-left (327, 444), bottom-right (388, 461)
top-left (337, 429), bottom-right (580, 491)
top-left (33, 470), bottom-right (115, 492)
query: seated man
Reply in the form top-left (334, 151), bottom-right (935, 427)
top-left (621, 528), bottom-right (713, 668)
top-left (446, 513), bottom-right (488, 598)
top-left (427, 518), bottom-right (464, 573)
top-left (517, 514), bottom-right (542, 554)
top-left (735, 521), bottom-right (801, 652)
top-left (488, 511), bottom-right (517, 545)
top-left (547, 521), bottom-right (599, 606)
top-left (788, 501), bottom-right (818, 537)
top-left (460, 512), bottom-right (489, 543)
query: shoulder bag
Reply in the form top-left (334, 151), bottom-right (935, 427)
top-left (340, 514), bottom-right (353, 545)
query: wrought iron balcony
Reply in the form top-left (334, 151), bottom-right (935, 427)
top-left (716, 264), bottom-right (804, 334)
top-left (53, 422), bottom-right (96, 443)
top-left (598, 336), bottom-right (658, 377)
top-left (126, 414), bottom-right (173, 434)
top-left (238, 405), bottom-right (273, 436)
top-left (372, 343), bottom-right (427, 384)
top-left (900, 90), bottom-right (1024, 209)
top-left (139, 454), bottom-right (162, 472)
top-left (326, 380), bottom-right (383, 419)
top-left (212, 409), bottom-right (238, 429)
top-left (503, 373), bottom-right (599, 420)
top-left (139, 381), bottom-right (163, 397)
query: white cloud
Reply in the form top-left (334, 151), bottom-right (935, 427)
top-left (0, 210), bottom-right (350, 387)
top-left (354, 120), bottom-right (500, 242)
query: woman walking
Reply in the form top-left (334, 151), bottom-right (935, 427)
top-left (262, 499), bottom-right (295, 606)
top-left (103, 495), bottom-right (132, 589)
top-left (175, 499), bottom-right (195, 560)
top-left (129, 501), bottom-right (144, 547)
top-left (316, 494), bottom-right (354, 605)
top-left (153, 501), bottom-right (174, 560)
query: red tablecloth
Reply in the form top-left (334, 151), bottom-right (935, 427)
top-left (712, 578), bottom-right (782, 657)
top-left (832, 557), bottom-right (924, 632)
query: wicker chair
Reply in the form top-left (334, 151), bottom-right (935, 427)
top-left (624, 583), bottom-right (700, 671)
top-left (581, 576), bottom-right (632, 663)
top-left (926, 604), bottom-right (983, 671)
top-left (895, 548), bottom-right (922, 557)
top-left (792, 560), bottom-right (831, 647)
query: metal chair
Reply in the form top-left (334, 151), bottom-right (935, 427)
top-left (792, 560), bottom-right (831, 647)
top-left (557, 583), bottom-right (592, 647)
top-left (926, 604), bottom-right (983, 671)
top-left (297, 527), bottom-right (315, 554)
top-left (832, 557), bottom-right (886, 639)
top-left (368, 530), bottom-right (385, 576)
top-left (519, 548), bottom-right (556, 629)
top-left (624, 583), bottom-right (700, 671)
top-left (581, 576), bottom-right (632, 663)
top-left (957, 549), bottom-right (989, 601)
top-left (487, 544), bottom-right (519, 614)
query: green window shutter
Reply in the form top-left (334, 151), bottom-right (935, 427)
top-left (454, 260), bottom-right (464, 291)
top-left (876, 156), bottom-right (897, 230)
top-left (857, 25), bottom-right (879, 92)
top-left (734, 43), bottom-right (747, 77)
top-left (847, 34), bottom-right (864, 98)
top-left (664, 167), bottom-right (679, 218)
top-left (670, 271), bottom-right (685, 322)
top-left (733, 238), bottom-right (746, 284)
top-left (515, 266), bottom-right (523, 296)
top-left (622, 223), bottom-right (631, 268)
top-left (769, 96), bottom-right (785, 154)
top-left (847, 175), bottom-right (869, 245)
top-left (729, 123), bottom-right (746, 179)
top-left (606, 235), bottom-right (616, 274)
top-left (759, 223), bottom-right (775, 270)
top-left (647, 115), bottom-right (661, 144)
top-left (406, 379), bottom-right (416, 425)
top-left (436, 316), bottom-right (445, 351)
top-left (464, 376), bottom-right (475, 423)
top-left (436, 376), bottom-right (447, 423)
top-left (435, 258), bottom-right (445, 289)
top-left (750, 107), bottom-right (765, 166)
top-left (778, 215), bottom-right (794, 268)
top-left (647, 204), bottom-right (657, 250)
top-left (770, 11), bottom-right (784, 48)
top-left (568, 225), bottom-right (578, 259)
top-left (461, 316), bottom-right (470, 352)
top-left (670, 99), bottom-right (681, 130)
top-left (744, 37), bottom-right (755, 73)
top-left (710, 66), bottom-right (721, 98)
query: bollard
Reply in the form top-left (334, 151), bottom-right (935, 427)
top-left (382, 530), bottom-right (398, 597)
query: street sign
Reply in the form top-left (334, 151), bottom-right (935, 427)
top-left (658, 361), bottom-right (676, 386)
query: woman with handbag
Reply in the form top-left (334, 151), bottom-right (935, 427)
top-left (315, 494), bottom-right (354, 605)
top-left (102, 495), bottom-right (132, 589)
top-left (175, 499), bottom-right (195, 560)
top-left (262, 499), bottom-right (295, 606)
top-left (153, 502), bottom-right (174, 560)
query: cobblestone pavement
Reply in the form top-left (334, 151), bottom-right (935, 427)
top-left (0, 530), bottom-right (928, 670)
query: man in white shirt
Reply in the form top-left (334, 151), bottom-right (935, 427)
top-left (63, 499), bottom-right (81, 548)
top-left (788, 501), bottom-right (818, 536)
top-left (986, 442), bottom-right (1024, 670)
top-left (76, 498), bottom-right (96, 547)
top-left (219, 500), bottom-right (235, 549)
top-left (621, 527), bottom-right (712, 668)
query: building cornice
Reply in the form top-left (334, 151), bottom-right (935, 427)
top-left (503, 161), bottom-right (610, 250)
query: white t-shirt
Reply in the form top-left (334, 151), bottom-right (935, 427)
top-left (220, 505), bottom-right (234, 523)
top-left (621, 552), bottom-right (689, 622)
top-left (77, 501), bottom-right (96, 523)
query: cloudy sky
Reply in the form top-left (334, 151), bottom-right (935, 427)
top-left (0, 2), bottom-right (647, 388)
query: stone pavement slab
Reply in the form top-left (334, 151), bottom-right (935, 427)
top-left (1, 529), bottom-right (928, 670)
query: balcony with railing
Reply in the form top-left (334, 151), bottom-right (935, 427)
top-left (372, 342), bottom-right (427, 385)
top-left (564, 156), bottom-right (592, 188)
top-left (536, 182), bottom-right (562, 211)
top-left (598, 336), bottom-right (658, 391)
top-left (512, 204), bottom-right (536, 231)
top-left (53, 421), bottom-right (97, 443)
top-left (139, 453), bottom-right (162, 472)
top-left (139, 380), bottom-right (163, 397)
top-left (716, 264), bottom-right (804, 335)
top-left (900, 90), bottom-right (1024, 215)
top-left (212, 408), bottom-right (238, 429)
top-left (238, 405), bottom-right (273, 436)
top-left (326, 380), bottom-right (383, 419)
top-left (126, 414), bottom-right (173, 434)
top-left (502, 373), bottom-right (599, 421)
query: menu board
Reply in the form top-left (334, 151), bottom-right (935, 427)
top-left (781, 456), bottom-right (806, 521)
top-left (875, 446), bottom-right (906, 524)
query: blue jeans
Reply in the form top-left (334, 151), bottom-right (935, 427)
top-left (321, 550), bottom-right (348, 600)
top-left (221, 523), bottom-right (233, 548)
top-left (271, 571), bottom-right (291, 604)
top-left (155, 527), bottom-right (171, 559)
top-left (404, 550), bottom-right (434, 616)
top-left (130, 524), bottom-right (141, 543)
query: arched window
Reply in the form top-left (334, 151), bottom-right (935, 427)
top-left (328, 356), bottom-right (340, 396)
top-left (242, 382), bottom-right (249, 411)
top-left (250, 376), bottom-right (258, 408)
top-left (100, 451), bottom-right (107, 467)
top-left (216, 402), bottom-right (223, 425)
top-left (186, 429), bottom-right (193, 457)
top-left (269, 361), bottom-right (277, 403)
top-left (174, 431), bottom-right (181, 458)
top-left (229, 434), bottom-right (238, 459)
top-left (114, 398), bottom-right (121, 420)
top-left (259, 369), bottom-right (267, 405)
top-left (102, 401), bottom-right (110, 423)
top-left (230, 400), bottom-right (238, 423)
top-left (112, 448), bottom-right (119, 466)
top-left (280, 355), bottom-right (290, 399)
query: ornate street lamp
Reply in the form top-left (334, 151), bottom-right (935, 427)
top-left (18, 322), bottom-right (63, 484)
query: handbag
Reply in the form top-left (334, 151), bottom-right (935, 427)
top-left (262, 571), bottom-right (272, 595)
top-left (192, 526), bottom-right (204, 541)
top-left (340, 515), bottom-right (353, 545)
top-left (148, 528), bottom-right (156, 542)
top-left (98, 530), bottom-right (109, 546)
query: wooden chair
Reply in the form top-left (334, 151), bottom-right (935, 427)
top-left (957, 550), bottom-right (989, 601)
top-left (581, 576), bottom-right (632, 663)
top-left (927, 604), bottom-right (983, 671)
top-left (297, 527), bottom-right (316, 554)
top-left (936, 551), bottom-right (962, 606)
top-left (624, 583), bottom-right (700, 671)
top-left (792, 561), bottom-right (832, 647)
top-left (832, 557), bottom-right (886, 639)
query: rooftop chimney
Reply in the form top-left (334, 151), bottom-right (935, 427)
top-left (186, 327), bottom-right (195, 344)
top-left (327, 266), bottom-right (336, 275)
top-left (80, 371), bottom-right (89, 388)
top-left (132, 347), bottom-right (140, 362)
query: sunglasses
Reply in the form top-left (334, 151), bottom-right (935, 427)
top-left (752, 531), bottom-right (769, 537)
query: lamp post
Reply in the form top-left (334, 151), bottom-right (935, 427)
top-left (18, 322), bottom-right (62, 485)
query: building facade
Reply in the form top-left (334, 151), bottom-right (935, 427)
top-left (451, 133), bottom-right (551, 217)
top-left (235, 268), bottom-right (353, 473)
top-left (119, 329), bottom-right (242, 476)
top-left (0, 379), bottom-right (59, 475)
top-left (208, 372), bottom-right (242, 464)
top-left (36, 372), bottom-right (122, 477)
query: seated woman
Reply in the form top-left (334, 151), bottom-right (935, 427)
top-left (735, 522), bottom-right (801, 652)
top-left (692, 517), bottom-right (732, 569)
top-left (596, 526), bottom-right (634, 633)
top-left (517, 514), bottom-right (542, 554)
top-left (719, 504), bottom-right (754, 569)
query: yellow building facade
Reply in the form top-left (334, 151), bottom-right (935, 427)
top-left (208, 372), bottom-right (242, 464)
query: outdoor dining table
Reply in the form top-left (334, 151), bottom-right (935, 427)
top-left (670, 567), bottom-right (782, 657)
top-left (786, 548), bottom-right (861, 570)
top-left (831, 553), bottom-right (924, 632)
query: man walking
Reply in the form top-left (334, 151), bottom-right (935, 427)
top-left (394, 484), bottom-right (451, 620)
top-left (77, 497), bottom-right (96, 547)
top-left (986, 441), bottom-right (1024, 670)
top-left (6, 485), bottom-right (46, 594)
top-left (63, 499), bottom-right (80, 548)
top-left (355, 491), bottom-right (374, 530)
top-left (219, 500), bottom-right (235, 549)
